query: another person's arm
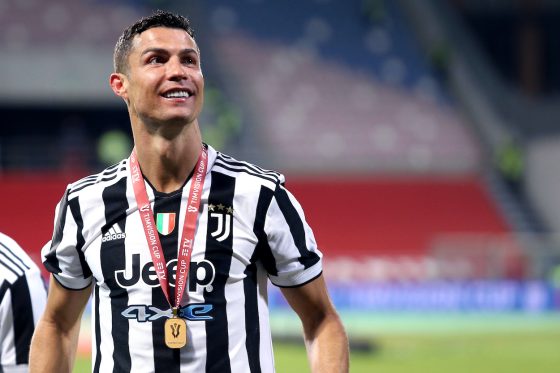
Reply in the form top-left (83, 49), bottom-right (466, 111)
top-left (29, 277), bottom-right (91, 373)
top-left (281, 274), bottom-right (349, 373)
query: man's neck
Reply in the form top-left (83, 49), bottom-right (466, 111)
top-left (132, 120), bottom-right (203, 193)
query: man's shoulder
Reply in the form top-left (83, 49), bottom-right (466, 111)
top-left (0, 232), bottom-right (39, 283)
top-left (66, 159), bottom-right (129, 199)
top-left (211, 149), bottom-right (284, 189)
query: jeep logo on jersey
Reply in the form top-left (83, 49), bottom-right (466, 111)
top-left (209, 203), bottom-right (233, 242)
top-left (115, 254), bottom-right (215, 292)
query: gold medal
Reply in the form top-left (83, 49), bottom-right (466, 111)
top-left (165, 316), bottom-right (187, 348)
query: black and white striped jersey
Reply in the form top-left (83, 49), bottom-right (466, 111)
top-left (1, 232), bottom-right (47, 372)
top-left (42, 145), bottom-right (322, 373)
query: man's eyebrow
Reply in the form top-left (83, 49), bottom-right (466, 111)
top-left (140, 47), bottom-right (199, 56)
top-left (140, 47), bottom-right (168, 56)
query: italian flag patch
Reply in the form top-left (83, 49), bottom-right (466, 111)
top-left (156, 213), bottom-right (176, 235)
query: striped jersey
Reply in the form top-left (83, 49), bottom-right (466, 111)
top-left (42, 145), bottom-right (322, 373)
top-left (1, 232), bottom-right (47, 373)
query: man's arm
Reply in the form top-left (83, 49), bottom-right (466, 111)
top-left (281, 274), bottom-right (349, 373)
top-left (29, 276), bottom-right (91, 373)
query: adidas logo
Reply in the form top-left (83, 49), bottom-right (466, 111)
top-left (102, 224), bottom-right (126, 242)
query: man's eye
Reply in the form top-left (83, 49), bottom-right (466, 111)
top-left (148, 56), bottom-right (163, 64)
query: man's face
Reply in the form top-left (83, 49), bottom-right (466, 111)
top-left (121, 27), bottom-right (204, 127)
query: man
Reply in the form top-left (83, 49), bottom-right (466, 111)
top-left (0, 232), bottom-right (47, 373)
top-left (30, 10), bottom-right (348, 373)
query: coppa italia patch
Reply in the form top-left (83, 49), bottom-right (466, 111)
top-left (156, 213), bottom-right (176, 235)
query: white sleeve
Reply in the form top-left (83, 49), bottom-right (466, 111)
top-left (41, 188), bottom-right (93, 290)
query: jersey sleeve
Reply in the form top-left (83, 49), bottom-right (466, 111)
top-left (41, 188), bottom-right (93, 290)
top-left (262, 181), bottom-right (323, 287)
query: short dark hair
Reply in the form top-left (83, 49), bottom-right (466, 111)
top-left (113, 10), bottom-right (195, 73)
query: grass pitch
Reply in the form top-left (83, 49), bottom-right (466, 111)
top-left (74, 330), bottom-right (560, 373)
top-left (274, 331), bottom-right (560, 373)
top-left (73, 311), bottom-right (560, 372)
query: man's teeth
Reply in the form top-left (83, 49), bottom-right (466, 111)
top-left (164, 91), bottom-right (190, 98)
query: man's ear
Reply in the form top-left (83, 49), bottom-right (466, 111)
top-left (110, 73), bottom-right (129, 101)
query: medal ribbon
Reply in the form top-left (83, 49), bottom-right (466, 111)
top-left (130, 146), bottom-right (208, 310)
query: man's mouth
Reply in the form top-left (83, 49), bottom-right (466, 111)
top-left (162, 89), bottom-right (192, 99)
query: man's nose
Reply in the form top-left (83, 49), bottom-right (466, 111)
top-left (167, 57), bottom-right (187, 80)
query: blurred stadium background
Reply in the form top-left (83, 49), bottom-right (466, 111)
top-left (1, 0), bottom-right (560, 371)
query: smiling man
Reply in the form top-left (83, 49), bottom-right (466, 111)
top-left (29, 10), bottom-right (348, 373)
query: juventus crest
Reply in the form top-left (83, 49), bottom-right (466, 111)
top-left (209, 203), bottom-right (233, 242)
